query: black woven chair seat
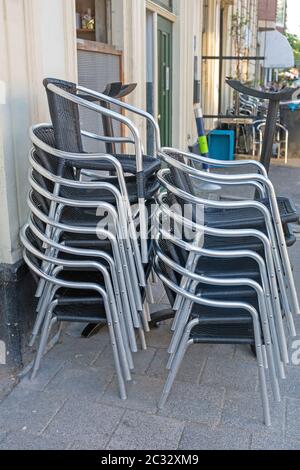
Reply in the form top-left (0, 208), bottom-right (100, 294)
top-left (204, 197), bottom-right (298, 229)
top-left (60, 202), bottom-right (154, 228)
top-left (59, 176), bottom-right (160, 205)
top-left (197, 285), bottom-right (258, 301)
top-left (68, 154), bottom-right (161, 178)
top-left (204, 226), bottom-right (296, 251)
top-left (195, 257), bottom-right (260, 280)
top-left (53, 300), bottom-right (106, 323)
top-left (189, 303), bottom-right (256, 344)
top-left (190, 322), bottom-right (254, 344)
top-left (166, 170), bottom-right (299, 228)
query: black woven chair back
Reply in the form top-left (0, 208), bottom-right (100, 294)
top-left (43, 78), bottom-right (83, 153)
top-left (31, 125), bottom-right (76, 213)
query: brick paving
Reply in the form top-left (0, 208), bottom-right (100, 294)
top-left (0, 160), bottom-right (300, 450)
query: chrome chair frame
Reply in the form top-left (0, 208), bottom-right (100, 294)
top-left (28, 164), bottom-right (145, 310)
top-left (154, 206), bottom-right (286, 380)
top-left (21, 232), bottom-right (132, 400)
top-left (155, 195), bottom-right (290, 368)
top-left (27, 192), bottom-right (148, 350)
top-left (159, 150), bottom-right (300, 319)
top-left (157, 169), bottom-right (297, 348)
top-left (154, 257), bottom-right (272, 427)
top-left (27, 216), bottom-right (138, 357)
top-left (256, 122), bottom-right (289, 164)
top-left (30, 126), bottom-right (145, 287)
top-left (44, 82), bottom-right (161, 263)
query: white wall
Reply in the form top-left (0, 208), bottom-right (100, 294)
top-left (172, 0), bottom-right (203, 149)
top-left (0, 0), bottom-right (77, 264)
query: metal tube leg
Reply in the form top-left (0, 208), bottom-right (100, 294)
top-left (112, 242), bottom-right (138, 352)
top-left (114, 242), bottom-right (139, 336)
top-left (29, 285), bottom-right (57, 348)
top-left (159, 338), bottom-right (194, 410)
top-left (265, 339), bottom-right (281, 403)
top-left (104, 298), bottom-right (127, 400)
top-left (266, 295), bottom-right (286, 380)
top-left (265, 248), bottom-right (289, 364)
top-left (144, 301), bottom-right (152, 323)
top-left (127, 207), bottom-right (146, 287)
top-left (257, 293), bottom-right (281, 403)
top-left (146, 284), bottom-right (155, 304)
top-left (253, 322), bottom-right (271, 427)
top-left (270, 193), bottom-right (300, 316)
top-left (261, 265), bottom-right (285, 379)
top-left (168, 299), bottom-right (193, 357)
top-left (140, 308), bottom-right (150, 334)
top-left (31, 311), bottom-right (54, 380)
top-left (119, 242), bottom-right (142, 326)
top-left (116, 292), bottom-right (134, 372)
top-left (110, 266), bottom-right (134, 370)
top-left (262, 345), bottom-right (268, 369)
top-left (108, 291), bottom-right (132, 382)
top-left (139, 199), bottom-right (148, 264)
top-left (138, 326), bottom-right (147, 351)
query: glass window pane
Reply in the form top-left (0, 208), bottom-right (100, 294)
top-left (276, 0), bottom-right (286, 27)
top-left (153, 0), bottom-right (172, 11)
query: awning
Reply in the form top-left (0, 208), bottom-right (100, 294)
top-left (259, 30), bottom-right (295, 68)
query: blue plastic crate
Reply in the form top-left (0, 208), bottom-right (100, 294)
top-left (208, 130), bottom-right (235, 161)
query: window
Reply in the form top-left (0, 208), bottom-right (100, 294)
top-left (76, 0), bottom-right (111, 44)
top-left (152, 0), bottom-right (173, 12)
top-left (276, 0), bottom-right (286, 27)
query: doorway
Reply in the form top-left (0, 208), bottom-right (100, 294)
top-left (157, 15), bottom-right (173, 147)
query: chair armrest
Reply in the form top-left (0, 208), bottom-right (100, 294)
top-left (77, 84), bottom-right (161, 152)
top-left (161, 147), bottom-right (269, 178)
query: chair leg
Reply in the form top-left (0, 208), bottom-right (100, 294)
top-left (159, 337), bottom-right (194, 410)
top-left (29, 284), bottom-right (57, 347)
top-left (115, 290), bottom-right (134, 372)
top-left (31, 311), bottom-right (56, 380)
top-left (103, 298), bottom-right (127, 400)
top-left (107, 287), bottom-right (132, 383)
top-left (252, 321), bottom-right (271, 427)
top-left (144, 301), bottom-right (152, 323)
top-left (145, 284), bottom-right (155, 304)
top-left (140, 307), bottom-right (150, 333)
top-left (266, 295), bottom-right (286, 380)
top-left (168, 299), bottom-right (193, 359)
top-left (257, 295), bottom-right (281, 403)
top-left (265, 248), bottom-right (290, 364)
top-left (137, 327), bottom-right (147, 351)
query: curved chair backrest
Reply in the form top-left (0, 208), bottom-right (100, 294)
top-left (43, 77), bottom-right (138, 156)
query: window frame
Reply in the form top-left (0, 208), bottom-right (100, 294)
top-left (152, 0), bottom-right (173, 12)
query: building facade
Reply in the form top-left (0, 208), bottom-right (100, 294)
top-left (202, 0), bottom-right (259, 128)
top-left (258, 0), bottom-right (293, 83)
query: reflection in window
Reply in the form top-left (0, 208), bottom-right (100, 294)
top-left (276, 0), bottom-right (286, 27)
top-left (153, 0), bottom-right (173, 12)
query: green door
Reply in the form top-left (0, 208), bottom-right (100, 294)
top-left (157, 16), bottom-right (172, 147)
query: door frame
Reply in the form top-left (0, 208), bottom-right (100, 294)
top-left (146, 1), bottom-right (176, 147)
top-left (157, 15), bottom-right (173, 146)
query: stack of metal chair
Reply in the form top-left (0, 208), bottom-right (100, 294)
top-left (20, 78), bottom-right (299, 425)
top-left (20, 79), bottom-right (162, 399)
top-left (154, 147), bottom-right (299, 426)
